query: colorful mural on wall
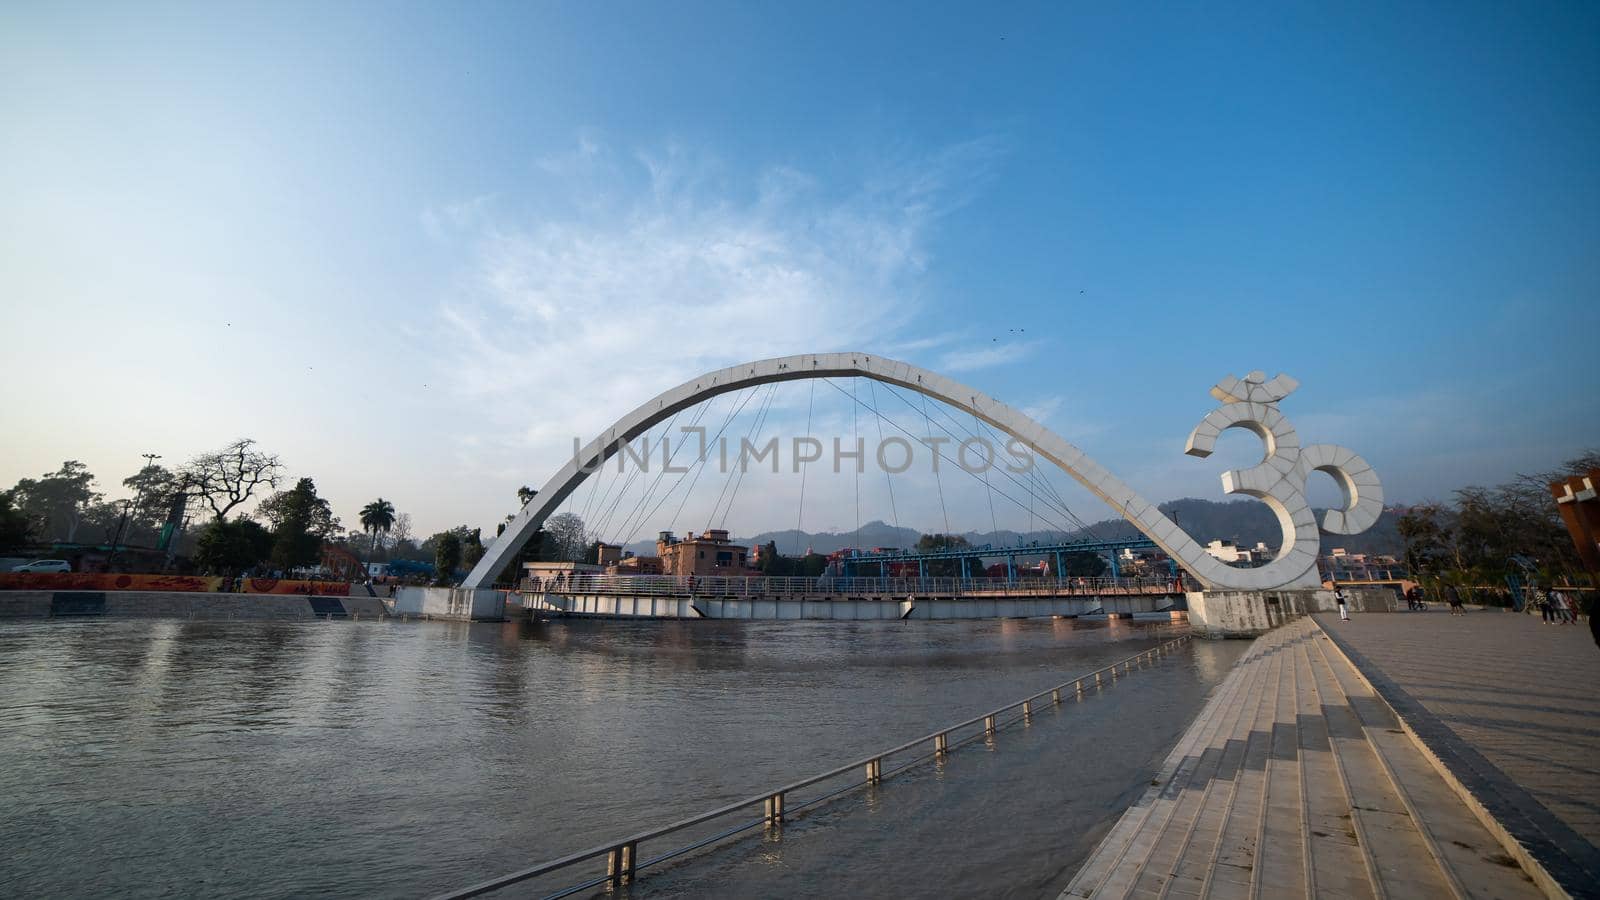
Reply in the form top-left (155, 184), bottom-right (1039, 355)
top-left (0, 573), bottom-right (351, 595)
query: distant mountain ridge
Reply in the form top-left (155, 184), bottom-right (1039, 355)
top-left (620, 497), bottom-right (1404, 558)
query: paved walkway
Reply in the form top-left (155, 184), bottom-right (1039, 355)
top-left (1061, 617), bottom-right (1544, 899)
top-left (1319, 609), bottom-right (1600, 896)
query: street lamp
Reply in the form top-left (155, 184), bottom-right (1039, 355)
top-left (107, 452), bottom-right (161, 570)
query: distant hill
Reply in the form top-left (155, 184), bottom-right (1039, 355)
top-left (620, 497), bottom-right (1405, 558)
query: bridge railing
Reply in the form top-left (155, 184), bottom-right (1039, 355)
top-left (432, 630), bottom-right (1193, 900)
top-left (517, 573), bottom-right (1179, 597)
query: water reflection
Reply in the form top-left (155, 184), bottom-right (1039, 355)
top-left (0, 617), bottom-right (1244, 900)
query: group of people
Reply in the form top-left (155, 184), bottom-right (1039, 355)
top-left (1407, 584), bottom-right (1468, 615)
top-left (1332, 582), bottom-right (1470, 620)
top-left (1534, 587), bottom-right (1580, 625)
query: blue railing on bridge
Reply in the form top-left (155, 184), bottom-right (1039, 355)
top-left (519, 573), bottom-right (1181, 597)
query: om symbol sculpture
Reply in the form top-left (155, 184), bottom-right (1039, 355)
top-left (1180, 371), bottom-right (1383, 590)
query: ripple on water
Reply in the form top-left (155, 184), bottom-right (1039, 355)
top-left (0, 617), bottom-right (1246, 899)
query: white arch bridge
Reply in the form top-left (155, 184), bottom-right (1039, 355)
top-left (450, 352), bottom-right (1381, 621)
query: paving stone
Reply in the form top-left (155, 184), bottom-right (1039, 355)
top-left (1062, 617), bottom-right (1548, 899)
top-left (1317, 610), bottom-right (1600, 897)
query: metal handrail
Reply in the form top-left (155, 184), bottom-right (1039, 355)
top-left (517, 573), bottom-right (1181, 598)
top-left (435, 629), bottom-right (1194, 899)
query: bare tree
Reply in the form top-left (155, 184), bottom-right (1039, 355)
top-left (180, 439), bottom-right (283, 521)
top-left (542, 512), bottom-right (588, 562)
top-left (391, 511), bottom-right (413, 546)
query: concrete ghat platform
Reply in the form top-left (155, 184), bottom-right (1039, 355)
top-left (1062, 617), bottom-right (1543, 900)
top-left (1317, 611), bottom-right (1600, 896)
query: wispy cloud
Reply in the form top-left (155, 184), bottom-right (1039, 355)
top-left (939, 339), bottom-right (1043, 373)
top-left (1020, 395), bottom-right (1064, 422)
top-left (421, 136), bottom-right (1006, 486)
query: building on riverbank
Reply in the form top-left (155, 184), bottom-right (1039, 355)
top-left (655, 529), bottom-right (755, 576)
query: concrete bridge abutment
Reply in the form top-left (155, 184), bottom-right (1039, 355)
top-left (1184, 587), bottom-right (1397, 638)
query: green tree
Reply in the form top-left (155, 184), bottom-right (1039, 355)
top-left (494, 528), bottom-right (548, 585)
top-left (193, 518), bottom-right (273, 575)
top-left (433, 531), bottom-right (463, 584)
top-left (800, 552), bottom-right (829, 577)
top-left (0, 490), bottom-right (33, 551)
top-left (1062, 551), bottom-right (1107, 577)
top-left (10, 460), bottom-right (101, 542)
top-left (122, 463), bottom-right (178, 542)
top-left (462, 527), bottom-right (485, 568)
top-left (915, 533), bottom-right (974, 576)
top-left (359, 498), bottom-right (397, 558)
top-left (758, 540), bottom-right (784, 575)
top-left (1398, 503), bottom-right (1451, 577)
top-left (258, 478), bottom-right (336, 572)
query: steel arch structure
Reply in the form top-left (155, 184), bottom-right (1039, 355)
top-left (462, 352), bottom-right (1380, 591)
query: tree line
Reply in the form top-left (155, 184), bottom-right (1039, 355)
top-left (1398, 448), bottom-right (1598, 594)
top-left (1, 439), bottom-right (455, 581)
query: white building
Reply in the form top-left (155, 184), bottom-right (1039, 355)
top-left (1204, 539), bottom-right (1255, 565)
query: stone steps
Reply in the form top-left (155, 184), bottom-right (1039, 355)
top-left (1061, 618), bottom-right (1541, 900)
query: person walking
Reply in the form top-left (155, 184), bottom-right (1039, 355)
top-left (1447, 584), bottom-right (1465, 616)
top-left (1334, 582), bottom-right (1350, 621)
top-left (1552, 589), bottom-right (1574, 625)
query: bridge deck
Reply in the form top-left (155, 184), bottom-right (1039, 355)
top-left (1061, 616), bottom-right (1543, 900)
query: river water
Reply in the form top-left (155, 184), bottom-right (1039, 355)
top-left (0, 616), bottom-right (1247, 898)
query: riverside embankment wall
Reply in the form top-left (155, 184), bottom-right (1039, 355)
top-left (0, 591), bottom-right (393, 620)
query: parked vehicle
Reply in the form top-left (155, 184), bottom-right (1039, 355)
top-left (11, 559), bottom-right (71, 573)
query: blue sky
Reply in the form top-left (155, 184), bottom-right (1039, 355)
top-left (2, 1), bottom-right (1596, 542)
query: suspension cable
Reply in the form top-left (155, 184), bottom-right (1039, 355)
top-left (588, 408), bottom-right (684, 530)
top-left (794, 379), bottom-right (816, 556)
top-left (867, 380), bottom-right (900, 537)
top-left (663, 385), bottom-right (761, 535)
top-left (973, 412), bottom-right (1001, 538)
top-left (884, 383), bottom-right (1099, 541)
top-left (709, 383), bottom-right (777, 532)
top-left (586, 408), bottom-right (699, 543)
top-left (817, 379), bottom-right (1078, 537)
top-left (853, 378), bottom-right (861, 551)
top-left (613, 403), bottom-right (713, 547)
top-left (920, 392), bottom-right (951, 535)
top-left (600, 388), bottom-right (742, 544)
top-left (968, 412), bottom-right (1105, 541)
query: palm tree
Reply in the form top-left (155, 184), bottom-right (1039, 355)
top-left (359, 498), bottom-right (396, 559)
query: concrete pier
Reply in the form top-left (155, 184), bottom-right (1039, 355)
top-left (1184, 587), bottom-right (1396, 638)
top-left (1062, 615), bottom-right (1555, 899)
top-left (393, 586), bottom-right (508, 621)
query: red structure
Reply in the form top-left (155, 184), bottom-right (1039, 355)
top-left (1550, 468), bottom-right (1600, 646)
top-left (1552, 468), bottom-right (1600, 575)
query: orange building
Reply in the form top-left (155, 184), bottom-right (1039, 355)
top-left (655, 530), bottom-right (754, 576)
top-left (609, 554), bottom-right (663, 575)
